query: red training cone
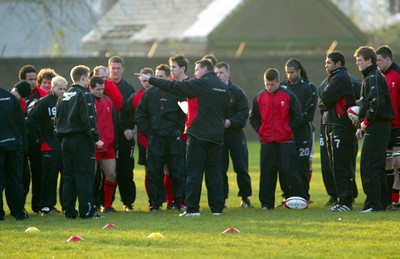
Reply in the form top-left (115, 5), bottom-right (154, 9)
top-left (67, 236), bottom-right (84, 242)
top-left (102, 223), bottom-right (115, 229)
top-left (221, 228), bottom-right (240, 234)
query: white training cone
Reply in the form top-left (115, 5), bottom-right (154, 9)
top-left (25, 227), bottom-right (40, 232)
top-left (147, 232), bottom-right (165, 239)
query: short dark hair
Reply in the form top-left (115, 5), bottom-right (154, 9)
top-left (140, 67), bottom-right (154, 76)
top-left (214, 62), bottom-right (230, 72)
top-left (202, 54), bottom-right (218, 66)
top-left (169, 55), bottom-right (189, 73)
top-left (285, 58), bottom-right (308, 81)
top-left (156, 64), bottom-right (171, 77)
top-left (89, 76), bottom-right (104, 89)
top-left (70, 65), bottom-right (90, 84)
top-left (327, 51), bottom-right (346, 66)
top-left (108, 56), bottom-right (124, 67)
top-left (18, 65), bottom-right (37, 80)
top-left (375, 45), bottom-right (394, 61)
top-left (264, 68), bottom-right (280, 82)
top-left (195, 59), bottom-right (214, 72)
top-left (354, 46), bottom-right (376, 64)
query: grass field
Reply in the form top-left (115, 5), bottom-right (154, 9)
top-left (1, 141), bottom-right (399, 258)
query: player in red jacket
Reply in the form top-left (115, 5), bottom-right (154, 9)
top-left (90, 77), bottom-right (117, 213)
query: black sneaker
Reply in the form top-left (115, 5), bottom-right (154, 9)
top-left (124, 204), bottom-right (134, 212)
top-left (40, 207), bottom-right (51, 216)
top-left (328, 204), bottom-right (352, 212)
top-left (50, 207), bottom-right (60, 213)
top-left (167, 204), bottom-right (177, 210)
top-left (100, 206), bottom-right (117, 213)
top-left (240, 198), bottom-right (253, 208)
top-left (149, 205), bottom-right (162, 212)
top-left (275, 200), bottom-right (285, 208)
top-left (359, 208), bottom-right (376, 213)
top-left (15, 211), bottom-right (29, 221)
top-left (92, 213), bottom-right (104, 219)
top-left (325, 197), bottom-right (338, 206)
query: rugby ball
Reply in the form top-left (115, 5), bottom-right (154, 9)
top-left (284, 196), bottom-right (308, 210)
top-left (347, 106), bottom-right (359, 122)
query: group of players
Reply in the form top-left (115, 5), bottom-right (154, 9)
top-left (1, 44), bottom-right (399, 220)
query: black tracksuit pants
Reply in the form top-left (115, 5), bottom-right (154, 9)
top-left (147, 131), bottom-right (185, 208)
top-left (61, 133), bottom-right (96, 218)
top-left (259, 142), bottom-right (306, 209)
top-left (185, 136), bottom-right (224, 213)
top-left (360, 120), bottom-right (391, 211)
top-left (40, 150), bottom-right (63, 209)
top-left (321, 122), bottom-right (358, 201)
top-left (116, 135), bottom-right (136, 207)
top-left (325, 124), bottom-right (356, 205)
top-left (0, 148), bottom-right (26, 219)
top-left (320, 122), bottom-right (337, 198)
top-left (279, 124), bottom-right (312, 201)
top-left (222, 129), bottom-right (252, 200)
top-left (26, 139), bottom-right (42, 213)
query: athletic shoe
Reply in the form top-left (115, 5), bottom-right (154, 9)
top-left (91, 213), bottom-right (104, 219)
top-left (275, 200), bottom-right (285, 208)
top-left (261, 206), bottom-right (273, 210)
top-left (124, 204), bottom-right (134, 212)
top-left (240, 198), bottom-right (253, 208)
top-left (14, 210), bottom-right (29, 221)
top-left (387, 203), bottom-right (400, 211)
top-left (40, 207), bottom-right (51, 216)
top-left (328, 204), bottom-right (352, 212)
top-left (167, 204), bottom-right (177, 210)
top-left (325, 197), bottom-right (338, 206)
top-left (149, 205), bottom-right (162, 212)
top-left (212, 212), bottom-right (221, 216)
top-left (50, 207), bottom-right (60, 213)
top-left (359, 208), bottom-right (376, 213)
top-left (100, 206), bottom-right (117, 213)
top-left (0, 217), bottom-right (4, 221)
top-left (180, 205), bottom-right (187, 211)
top-left (179, 211), bottom-right (200, 217)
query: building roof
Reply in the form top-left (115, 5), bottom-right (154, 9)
top-left (82, 0), bottom-right (367, 57)
top-left (207, 0), bottom-right (368, 55)
top-left (81, 0), bottom-right (244, 56)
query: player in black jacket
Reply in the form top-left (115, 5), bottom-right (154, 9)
top-left (135, 72), bottom-right (186, 211)
top-left (214, 62), bottom-right (253, 208)
top-left (280, 59), bottom-right (317, 204)
top-left (354, 46), bottom-right (394, 212)
top-left (137, 59), bottom-right (229, 216)
top-left (27, 76), bottom-right (67, 215)
top-left (0, 87), bottom-right (29, 221)
top-left (319, 51), bottom-right (358, 212)
top-left (55, 65), bottom-right (103, 219)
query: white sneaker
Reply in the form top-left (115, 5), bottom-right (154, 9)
top-left (212, 212), bottom-right (221, 216)
top-left (179, 211), bottom-right (200, 217)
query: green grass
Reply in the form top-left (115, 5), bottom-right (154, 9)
top-left (1, 141), bottom-right (399, 258)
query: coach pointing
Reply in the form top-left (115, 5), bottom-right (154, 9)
top-left (137, 59), bottom-right (230, 216)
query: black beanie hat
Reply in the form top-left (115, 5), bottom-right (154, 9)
top-left (15, 80), bottom-right (31, 98)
